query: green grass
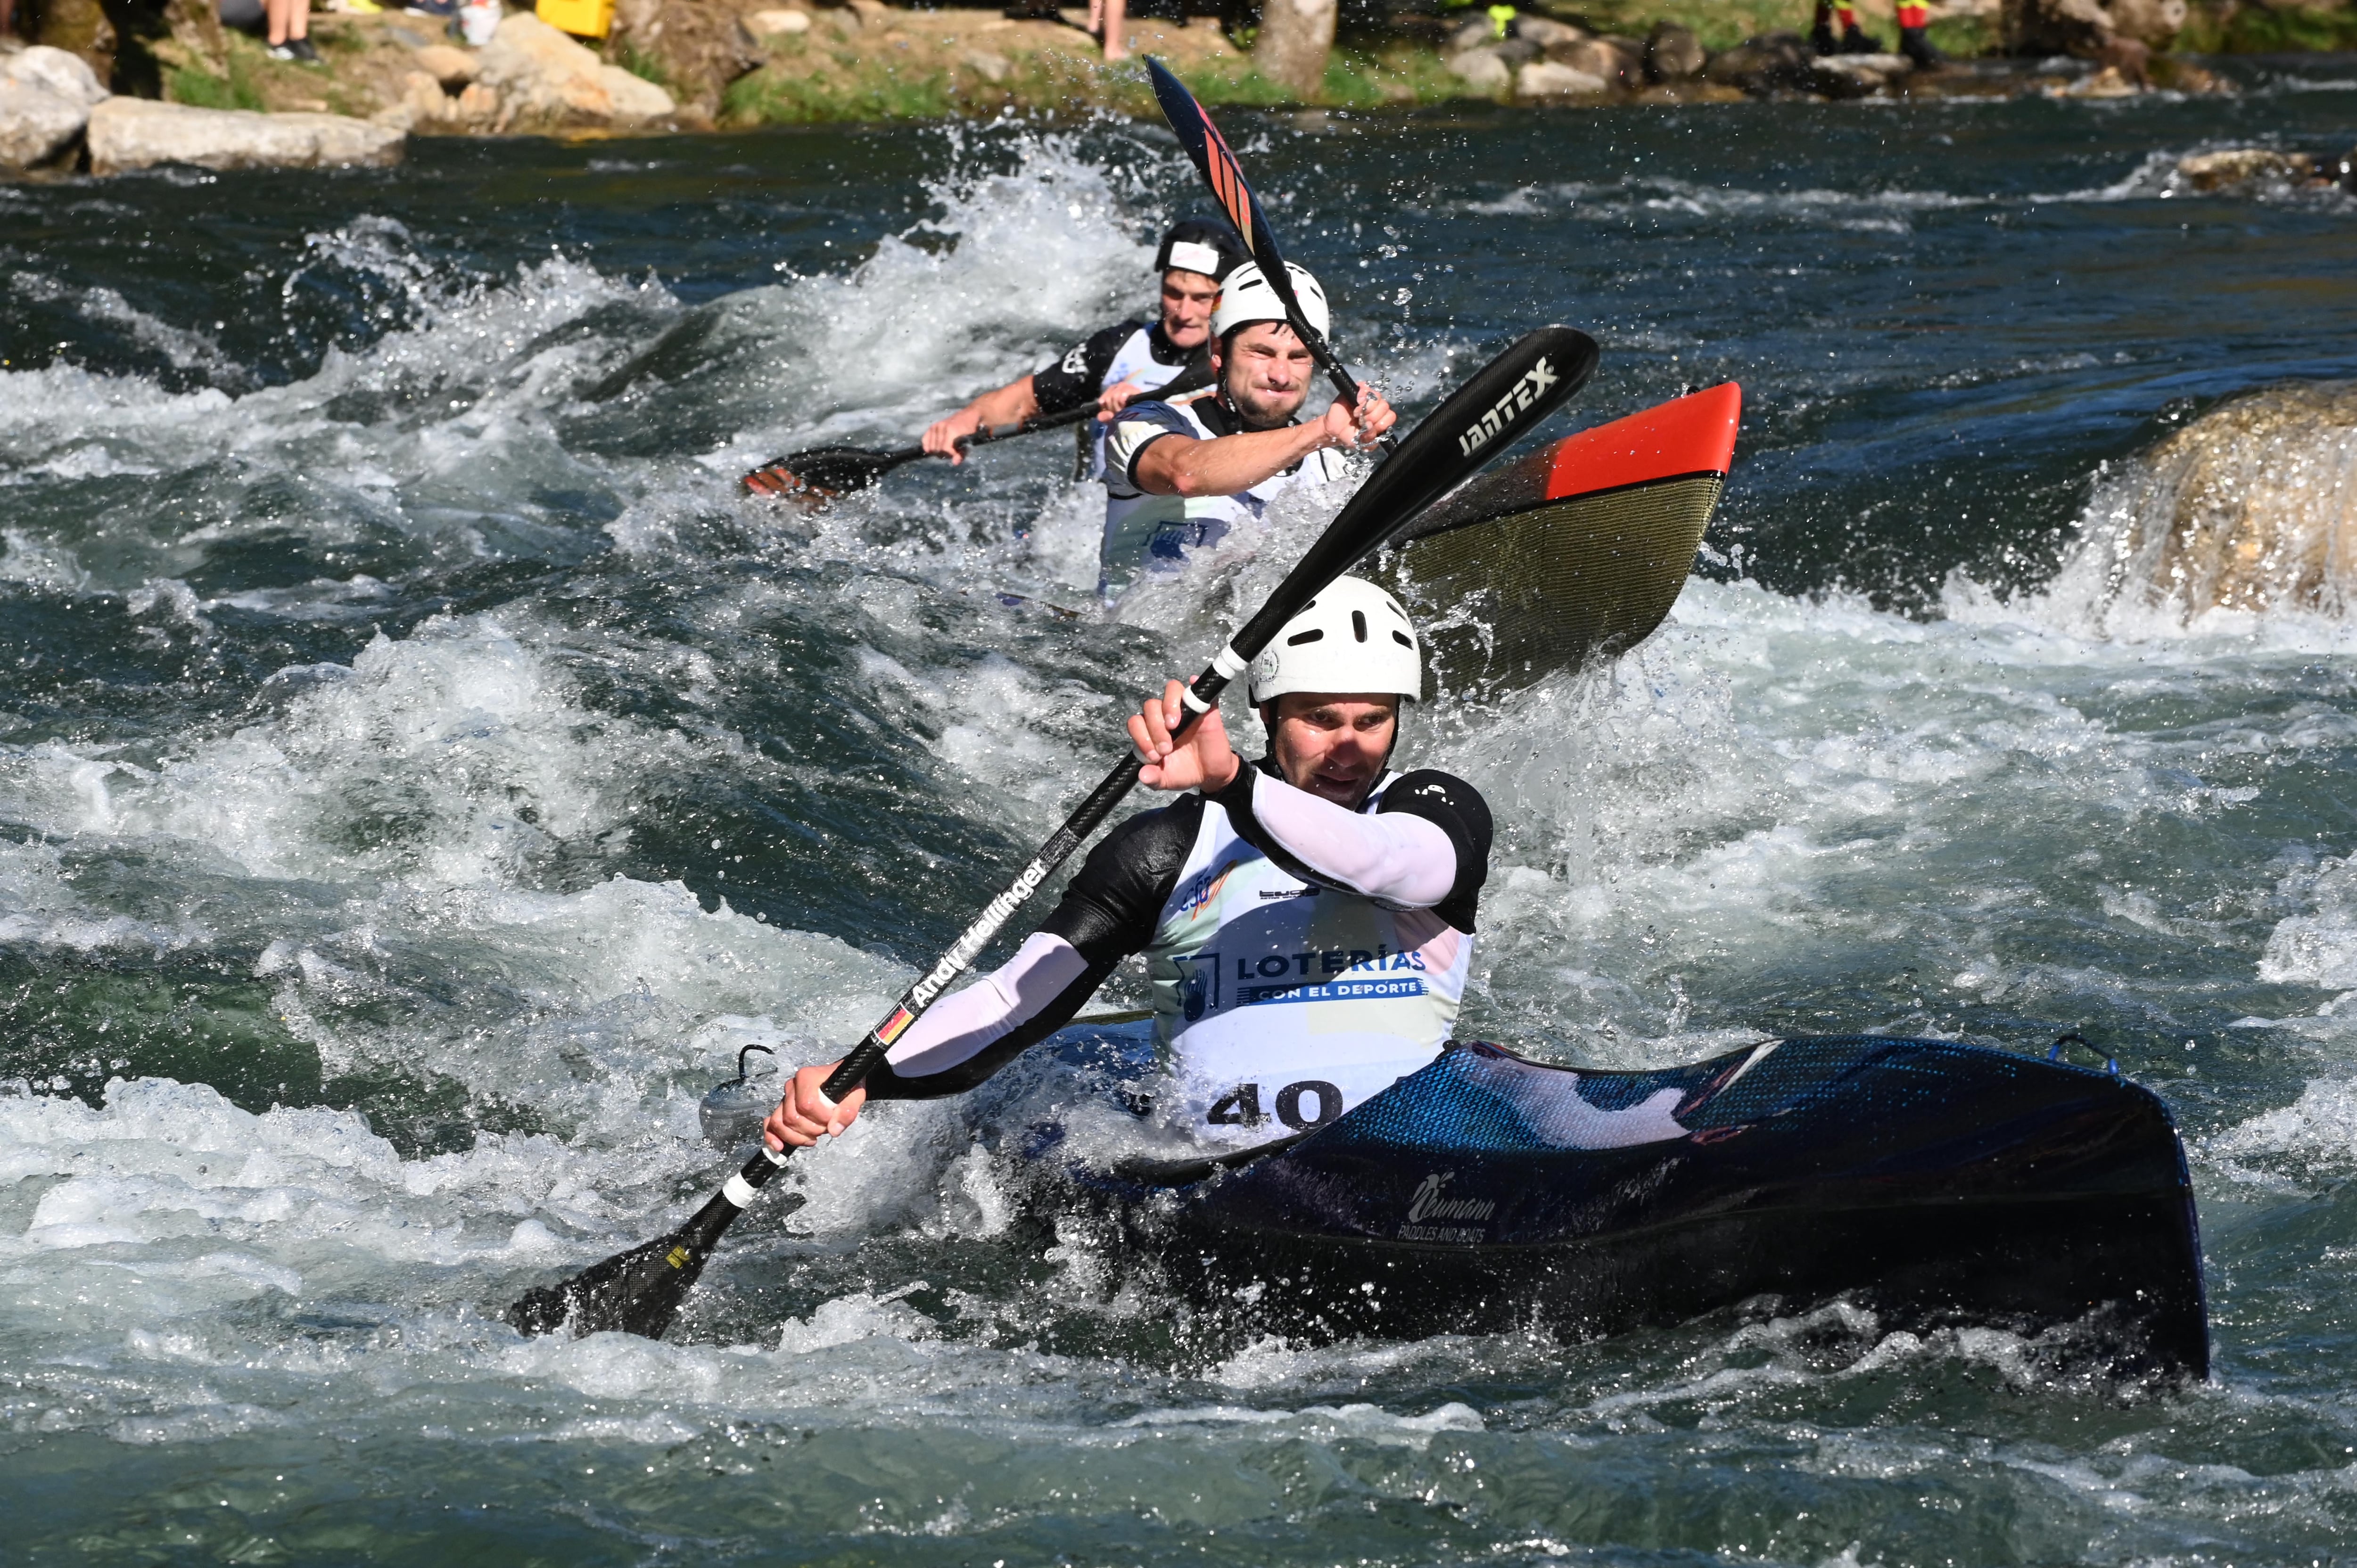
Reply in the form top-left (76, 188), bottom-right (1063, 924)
top-left (612, 40), bottom-right (674, 88)
top-left (1531, 0), bottom-right (1814, 49)
top-left (2174, 0), bottom-right (2357, 52)
top-left (722, 40), bottom-right (963, 123)
top-left (165, 50), bottom-right (269, 112)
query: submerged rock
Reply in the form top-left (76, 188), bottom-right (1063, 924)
top-left (2176, 148), bottom-right (2316, 192)
top-left (85, 98), bottom-right (405, 175)
top-left (2057, 382), bottom-right (2357, 624)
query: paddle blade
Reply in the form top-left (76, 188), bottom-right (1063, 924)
top-left (1227, 325), bottom-right (1602, 662)
top-left (505, 1192), bottom-right (734, 1339)
top-left (1373, 383), bottom-right (1743, 694)
top-left (1145, 59), bottom-right (1276, 272)
top-left (1143, 57), bottom-right (1332, 367)
top-left (741, 444), bottom-right (916, 502)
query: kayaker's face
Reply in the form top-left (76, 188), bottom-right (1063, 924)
top-left (1267, 694), bottom-right (1399, 808)
top-left (1159, 269), bottom-right (1221, 349)
top-left (1214, 323), bottom-right (1315, 429)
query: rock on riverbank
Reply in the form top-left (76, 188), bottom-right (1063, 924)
top-left (0, 46), bottom-right (107, 171)
top-left (86, 97), bottom-right (404, 174)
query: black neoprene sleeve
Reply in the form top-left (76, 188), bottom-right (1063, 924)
top-left (860, 799), bottom-right (1202, 1100)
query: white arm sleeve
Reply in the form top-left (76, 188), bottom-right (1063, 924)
top-left (1243, 771), bottom-right (1459, 910)
top-left (881, 931), bottom-right (1092, 1079)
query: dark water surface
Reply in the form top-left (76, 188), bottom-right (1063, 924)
top-left (4, 69), bottom-right (2357, 1565)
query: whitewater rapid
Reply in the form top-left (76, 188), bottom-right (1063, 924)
top-left (4, 90), bottom-right (2357, 1563)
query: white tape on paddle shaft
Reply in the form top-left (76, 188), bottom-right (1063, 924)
top-left (723, 1173), bottom-right (759, 1208)
top-left (1181, 649), bottom-right (1246, 715)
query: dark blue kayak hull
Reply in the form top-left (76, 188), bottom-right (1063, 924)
top-left (1087, 1036), bottom-right (2207, 1377)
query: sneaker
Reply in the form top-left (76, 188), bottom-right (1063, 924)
top-left (267, 36), bottom-right (324, 61)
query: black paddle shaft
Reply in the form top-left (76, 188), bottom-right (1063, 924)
top-left (748, 365), bottom-right (1218, 498)
top-left (506, 324), bottom-right (1598, 1342)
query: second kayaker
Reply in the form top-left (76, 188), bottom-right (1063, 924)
top-left (1101, 260), bottom-right (1395, 586)
top-left (918, 216), bottom-right (1245, 475)
top-left (764, 576), bottom-right (1491, 1156)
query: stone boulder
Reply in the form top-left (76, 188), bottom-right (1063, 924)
top-left (1445, 45), bottom-right (1513, 92)
top-left (1644, 20), bottom-right (1707, 82)
top-left (1511, 14), bottom-right (1588, 48)
top-left (475, 11), bottom-right (677, 130)
top-left (2003, 0), bottom-right (2183, 57)
top-left (412, 44), bottom-right (480, 89)
top-left (1809, 51), bottom-right (1912, 96)
top-left (1704, 32), bottom-right (1814, 93)
top-left (1449, 15), bottom-right (1499, 51)
top-left (6, 44), bottom-right (109, 105)
top-left (1548, 34), bottom-right (1641, 87)
top-left (85, 98), bottom-right (405, 175)
top-left (0, 80), bottom-right (90, 170)
top-left (742, 7), bottom-right (812, 38)
top-left (2176, 148), bottom-right (2316, 191)
top-left (2058, 381), bottom-right (2357, 624)
top-left (1517, 59), bottom-right (1609, 98)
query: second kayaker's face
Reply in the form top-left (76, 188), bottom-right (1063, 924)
top-left (1215, 322), bottom-right (1316, 428)
top-left (1267, 694), bottom-right (1399, 807)
top-left (1159, 269), bottom-right (1222, 350)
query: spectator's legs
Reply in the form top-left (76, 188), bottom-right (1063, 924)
top-left (1098, 0), bottom-right (1126, 58)
top-left (266, 0), bottom-right (312, 45)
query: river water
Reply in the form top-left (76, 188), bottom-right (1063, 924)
top-left (5, 68), bottom-right (2357, 1564)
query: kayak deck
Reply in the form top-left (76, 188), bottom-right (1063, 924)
top-left (1068, 1034), bottom-right (2207, 1377)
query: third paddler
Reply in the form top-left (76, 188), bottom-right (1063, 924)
top-left (763, 577), bottom-right (1490, 1155)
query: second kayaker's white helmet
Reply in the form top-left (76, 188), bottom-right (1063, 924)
top-left (1248, 575), bottom-right (1422, 705)
top-left (1211, 260), bottom-right (1330, 342)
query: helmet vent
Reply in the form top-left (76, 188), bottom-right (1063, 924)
top-left (1351, 610), bottom-right (1368, 642)
top-left (1393, 631), bottom-right (1413, 649)
top-left (1286, 629), bottom-right (1324, 646)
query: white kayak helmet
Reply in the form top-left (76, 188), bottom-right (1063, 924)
top-left (1248, 575), bottom-right (1422, 705)
top-left (1211, 260), bottom-right (1331, 343)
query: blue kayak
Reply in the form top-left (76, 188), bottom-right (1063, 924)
top-left (1034, 1030), bottom-right (2208, 1378)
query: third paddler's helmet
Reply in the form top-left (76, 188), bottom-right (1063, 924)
top-left (1248, 576), bottom-right (1422, 706)
top-left (1211, 261), bottom-right (1331, 342)
top-left (1155, 218), bottom-right (1245, 283)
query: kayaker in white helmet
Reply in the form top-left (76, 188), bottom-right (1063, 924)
top-left (1100, 260), bottom-right (1396, 589)
top-left (919, 217), bottom-right (1245, 473)
top-left (766, 576), bottom-right (1490, 1155)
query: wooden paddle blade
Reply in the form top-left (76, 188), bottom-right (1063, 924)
top-left (505, 1191), bottom-right (735, 1339)
top-left (1372, 382), bottom-right (1743, 695)
top-left (740, 444), bottom-right (917, 501)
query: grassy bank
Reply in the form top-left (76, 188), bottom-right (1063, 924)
top-left (717, 24), bottom-right (1461, 125)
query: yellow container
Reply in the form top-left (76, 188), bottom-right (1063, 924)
top-left (536, 0), bottom-right (614, 39)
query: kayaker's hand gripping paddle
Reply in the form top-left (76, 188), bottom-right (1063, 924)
top-left (505, 323), bottom-right (1599, 1342)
